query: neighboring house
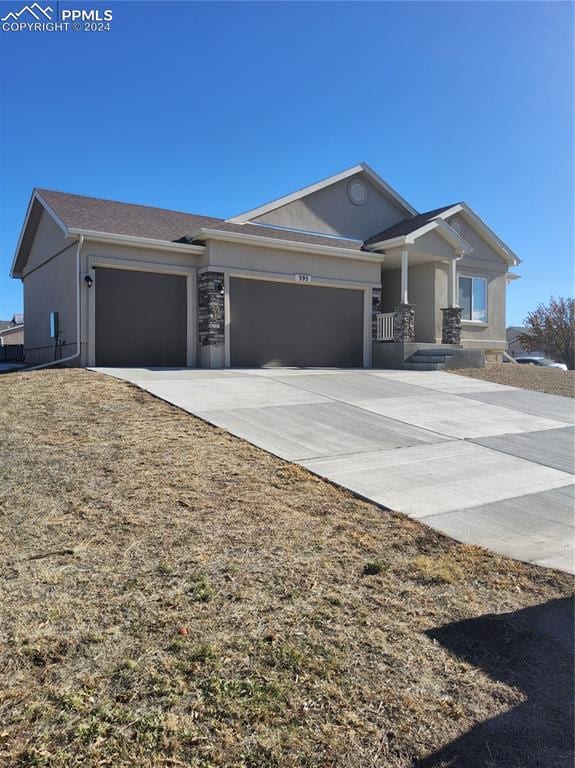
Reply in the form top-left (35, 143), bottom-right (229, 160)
top-left (0, 314), bottom-right (24, 363)
top-left (0, 315), bottom-right (24, 346)
top-left (506, 326), bottom-right (544, 358)
top-left (10, 164), bottom-right (520, 368)
top-left (0, 324), bottom-right (24, 346)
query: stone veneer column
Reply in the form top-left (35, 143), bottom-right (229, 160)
top-left (371, 287), bottom-right (382, 341)
top-left (441, 306), bottom-right (462, 345)
top-left (198, 271), bottom-right (225, 366)
top-left (393, 304), bottom-right (415, 343)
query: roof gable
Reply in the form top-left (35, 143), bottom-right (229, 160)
top-left (364, 205), bottom-right (458, 245)
top-left (226, 164), bottom-right (417, 233)
top-left (434, 203), bottom-right (520, 266)
top-left (11, 189), bottom-right (223, 277)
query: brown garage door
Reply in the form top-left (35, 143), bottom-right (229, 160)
top-left (95, 267), bottom-right (187, 366)
top-left (230, 278), bottom-right (363, 367)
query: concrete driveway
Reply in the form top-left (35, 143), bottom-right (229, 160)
top-left (96, 367), bottom-right (575, 574)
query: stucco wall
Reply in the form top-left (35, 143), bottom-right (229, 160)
top-left (252, 173), bottom-right (408, 240)
top-left (22, 209), bottom-right (79, 364)
top-left (416, 230), bottom-right (455, 261)
top-left (23, 243), bottom-right (78, 364)
top-left (409, 263), bottom-right (437, 343)
top-left (25, 209), bottom-right (69, 272)
top-left (446, 214), bottom-right (509, 269)
top-left (205, 239), bottom-right (381, 286)
top-left (380, 268), bottom-right (401, 314)
top-left (84, 241), bottom-right (199, 271)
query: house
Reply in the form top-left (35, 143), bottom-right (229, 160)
top-left (506, 326), bottom-right (544, 358)
top-left (0, 314), bottom-right (24, 364)
top-left (10, 164), bottom-right (520, 369)
top-left (0, 324), bottom-right (24, 347)
top-left (0, 315), bottom-right (24, 346)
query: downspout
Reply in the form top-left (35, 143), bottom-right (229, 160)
top-left (25, 235), bottom-right (85, 371)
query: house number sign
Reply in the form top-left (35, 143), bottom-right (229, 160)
top-left (294, 274), bottom-right (312, 283)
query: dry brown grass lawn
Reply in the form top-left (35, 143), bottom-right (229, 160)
top-left (0, 369), bottom-right (573, 768)
top-left (451, 363), bottom-right (575, 397)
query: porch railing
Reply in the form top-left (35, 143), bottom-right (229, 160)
top-left (376, 312), bottom-right (395, 341)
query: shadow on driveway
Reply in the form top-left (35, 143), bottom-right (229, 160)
top-left (415, 597), bottom-right (574, 768)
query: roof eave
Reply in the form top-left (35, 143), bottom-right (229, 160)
top-left (66, 228), bottom-right (206, 254)
top-left (366, 218), bottom-right (473, 254)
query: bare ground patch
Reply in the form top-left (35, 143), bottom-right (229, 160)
top-left (451, 363), bottom-right (575, 397)
top-left (0, 369), bottom-right (572, 767)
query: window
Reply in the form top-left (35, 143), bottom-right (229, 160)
top-left (458, 276), bottom-right (487, 322)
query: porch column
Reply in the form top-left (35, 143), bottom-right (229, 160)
top-left (441, 253), bottom-right (463, 344)
top-left (401, 249), bottom-right (409, 303)
top-left (394, 248), bottom-right (415, 342)
top-left (447, 251), bottom-right (462, 308)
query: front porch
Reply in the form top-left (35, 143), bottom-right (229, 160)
top-left (374, 247), bottom-right (463, 345)
top-left (370, 245), bottom-right (484, 370)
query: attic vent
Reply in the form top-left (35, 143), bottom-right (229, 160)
top-left (348, 180), bottom-right (368, 206)
top-left (450, 218), bottom-right (462, 235)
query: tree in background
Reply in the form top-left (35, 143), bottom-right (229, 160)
top-left (518, 297), bottom-right (574, 369)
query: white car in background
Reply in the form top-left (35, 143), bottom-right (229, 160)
top-left (515, 356), bottom-right (568, 371)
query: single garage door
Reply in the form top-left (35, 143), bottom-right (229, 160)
top-left (230, 278), bottom-right (364, 367)
top-left (95, 267), bottom-right (187, 366)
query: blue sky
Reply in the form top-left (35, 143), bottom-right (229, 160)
top-left (0, 1), bottom-right (572, 324)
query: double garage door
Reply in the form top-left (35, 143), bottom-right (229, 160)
top-left (95, 269), bottom-right (364, 368)
top-left (230, 278), bottom-right (364, 368)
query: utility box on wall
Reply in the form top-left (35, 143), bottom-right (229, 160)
top-left (49, 311), bottom-right (59, 339)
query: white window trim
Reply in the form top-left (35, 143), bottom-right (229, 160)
top-left (458, 274), bottom-right (488, 324)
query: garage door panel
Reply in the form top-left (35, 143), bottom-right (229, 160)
top-left (95, 267), bottom-right (187, 367)
top-left (230, 278), bottom-right (363, 367)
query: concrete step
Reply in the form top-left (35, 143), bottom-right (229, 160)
top-left (407, 355), bottom-right (451, 363)
top-left (411, 347), bottom-right (456, 357)
top-left (409, 354), bottom-right (453, 364)
top-left (403, 362), bottom-right (446, 371)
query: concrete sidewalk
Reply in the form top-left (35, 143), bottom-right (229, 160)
top-left (95, 367), bottom-right (575, 574)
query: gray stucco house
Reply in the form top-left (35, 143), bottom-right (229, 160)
top-left (10, 163), bottom-right (520, 369)
top-left (506, 326), bottom-right (544, 358)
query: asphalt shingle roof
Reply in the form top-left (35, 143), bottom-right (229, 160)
top-left (37, 189), bottom-right (223, 243)
top-left (35, 189), bottom-right (462, 254)
top-left (36, 189), bottom-right (365, 251)
top-left (364, 204), bottom-right (458, 246)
